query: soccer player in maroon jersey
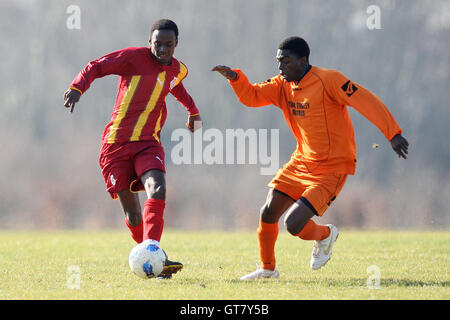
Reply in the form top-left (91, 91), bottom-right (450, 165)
top-left (63, 19), bottom-right (201, 278)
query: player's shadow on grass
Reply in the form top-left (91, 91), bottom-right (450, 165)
top-left (299, 278), bottom-right (450, 288)
top-left (182, 278), bottom-right (449, 288)
top-left (225, 278), bottom-right (450, 288)
top-left (377, 278), bottom-right (450, 288)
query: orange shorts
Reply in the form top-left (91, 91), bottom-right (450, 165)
top-left (268, 162), bottom-right (347, 216)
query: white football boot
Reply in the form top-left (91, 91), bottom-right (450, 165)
top-left (240, 267), bottom-right (280, 281)
top-left (310, 224), bottom-right (339, 270)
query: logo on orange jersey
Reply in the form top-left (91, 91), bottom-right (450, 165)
top-left (341, 80), bottom-right (358, 97)
top-left (288, 100), bottom-right (310, 109)
top-left (288, 99), bottom-right (309, 117)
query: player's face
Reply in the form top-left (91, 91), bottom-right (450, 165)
top-left (150, 29), bottom-right (178, 65)
top-left (277, 49), bottom-right (308, 83)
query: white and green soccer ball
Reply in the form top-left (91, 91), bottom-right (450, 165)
top-left (128, 240), bottom-right (166, 279)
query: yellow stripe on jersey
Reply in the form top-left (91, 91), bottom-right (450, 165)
top-left (130, 71), bottom-right (166, 141)
top-left (107, 75), bottom-right (141, 144)
top-left (152, 110), bottom-right (163, 143)
top-left (170, 61), bottom-right (188, 90)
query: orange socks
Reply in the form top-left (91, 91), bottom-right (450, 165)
top-left (257, 220), bottom-right (279, 271)
top-left (256, 219), bottom-right (329, 270)
top-left (295, 220), bottom-right (330, 240)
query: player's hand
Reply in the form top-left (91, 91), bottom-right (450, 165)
top-left (390, 134), bottom-right (409, 159)
top-left (186, 114), bottom-right (202, 132)
top-left (63, 88), bottom-right (81, 114)
top-left (211, 65), bottom-right (238, 80)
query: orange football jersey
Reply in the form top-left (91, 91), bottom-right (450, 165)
top-left (229, 66), bottom-right (402, 174)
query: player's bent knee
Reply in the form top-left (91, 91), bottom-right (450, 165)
top-left (284, 214), bottom-right (304, 235)
top-left (260, 204), bottom-right (278, 224)
top-left (141, 169), bottom-right (166, 199)
top-left (146, 181), bottom-right (166, 199)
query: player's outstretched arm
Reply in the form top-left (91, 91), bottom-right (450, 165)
top-left (211, 65), bottom-right (237, 80)
top-left (212, 65), bottom-right (281, 108)
top-left (64, 48), bottom-right (133, 114)
top-left (63, 88), bottom-right (81, 114)
top-left (390, 134), bottom-right (409, 159)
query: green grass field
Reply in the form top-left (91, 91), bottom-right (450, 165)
top-left (0, 229), bottom-right (448, 300)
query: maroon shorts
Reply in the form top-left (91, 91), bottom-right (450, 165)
top-left (99, 141), bottom-right (165, 199)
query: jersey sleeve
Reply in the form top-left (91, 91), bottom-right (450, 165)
top-left (169, 61), bottom-right (199, 115)
top-left (228, 69), bottom-right (282, 108)
top-left (325, 70), bottom-right (402, 141)
top-left (170, 81), bottom-right (200, 115)
top-left (70, 48), bottom-right (132, 94)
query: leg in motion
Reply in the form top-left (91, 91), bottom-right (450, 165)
top-left (240, 189), bottom-right (294, 280)
top-left (140, 169), bottom-right (182, 278)
top-left (141, 169), bottom-right (166, 243)
top-left (284, 197), bottom-right (338, 270)
top-left (117, 189), bottom-right (143, 244)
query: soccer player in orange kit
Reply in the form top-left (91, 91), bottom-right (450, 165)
top-left (64, 19), bottom-right (202, 278)
top-left (213, 36), bottom-right (409, 280)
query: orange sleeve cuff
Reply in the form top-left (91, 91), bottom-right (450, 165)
top-left (389, 129), bottom-right (402, 141)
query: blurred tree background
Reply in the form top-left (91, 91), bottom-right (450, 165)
top-left (0, 0), bottom-right (448, 230)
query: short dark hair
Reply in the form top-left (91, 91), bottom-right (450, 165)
top-left (150, 19), bottom-right (179, 38)
top-left (278, 36), bottom-right (310, 60)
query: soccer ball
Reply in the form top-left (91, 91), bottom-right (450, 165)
top-left (128, 240), bottom-right (166, 279)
